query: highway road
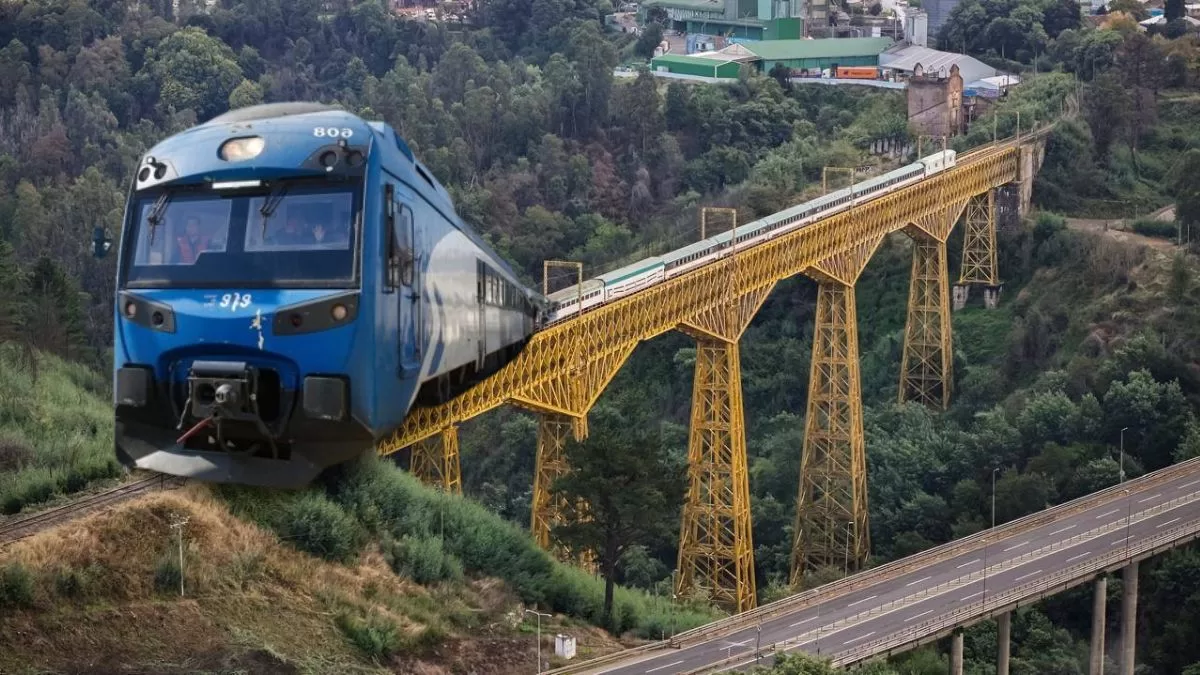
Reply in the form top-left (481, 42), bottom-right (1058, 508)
top-left (576, 468), bottom-right (1200, 675)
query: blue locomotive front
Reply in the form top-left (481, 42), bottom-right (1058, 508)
top-left (100, 102), bottom-right (541, 488)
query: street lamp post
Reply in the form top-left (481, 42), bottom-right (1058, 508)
top-left (1119, 427), bottom-right (1128, 483)
top-left (525, 608), bottom-right (552, 673)
top-left (984, 467), bottom-right (999, 604)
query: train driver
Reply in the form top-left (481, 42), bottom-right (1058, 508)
top-left (174, 216), bottom-right (211, 264)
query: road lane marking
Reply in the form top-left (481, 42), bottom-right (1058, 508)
top-left (844, 631), bottom-right (875, 645)
top-left (847, 594), bottom-right (877, 607)
top-left (646, 660), bottom-right (684, 673)
top-left (1157, 517), bottom-right (1181, 528)
top-left (961, 591), bottom-right (983, 601)
top-left (1139, 493), bottom-right (1163, 503)
top-left (1004, 540), bottom-right (1030, 552)
top-left (1015, 569), bottom-right (1042, 582)
top-left (957, 558), bottom-right (980, 568)
top-left (1067, 551), bottom-right (1091, 562)
top-left (789, 616), bottom-right (816, 628)
top-left (906, 609), bottom-right (933, 622)
top-left (1049, 524), bottom-right (1076, 535)
top-left (1096, 509), bottom-right (1120, 519)
top-left (1181, 479), bottom-right (1200, 489)
top-left (906, 575), bottom-right (932, 586)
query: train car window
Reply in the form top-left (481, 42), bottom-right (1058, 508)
top-left (383, 194), bottom-right (415, 290)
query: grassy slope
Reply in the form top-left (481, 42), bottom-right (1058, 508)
top-left (0, 346), bottom-right (122, 515)
top-left (0, 350), bottom-right (716, 673)
top-left (0, 483), bottom-right (636, 674)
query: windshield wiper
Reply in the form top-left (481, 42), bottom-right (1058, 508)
top-left (145, 192), bottom-right (172, 246)
top-left (258, 183), bottom-right (290, 238)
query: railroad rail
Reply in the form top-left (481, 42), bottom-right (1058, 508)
top-left (0, 474), bottom-right (184, 547)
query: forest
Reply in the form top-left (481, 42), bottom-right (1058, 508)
top-left (0, 0), bottom-right (1199, 672)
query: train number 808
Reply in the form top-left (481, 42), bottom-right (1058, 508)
top-left (313, 127), bottom-right (354, 139)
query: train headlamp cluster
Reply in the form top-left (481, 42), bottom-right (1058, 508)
top-left (219, 136), bottom-right (266, 162)
top-left (272, 294), bottom-right (358, 336)
top-left (137, 156), bottom-right (168, 183)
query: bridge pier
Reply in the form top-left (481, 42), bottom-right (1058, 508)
top-left (530, 413), bottom-right (596, 571)
top-left (899, 235), bottom-right (953, 409)
top-left (791, 239), bottom-right (882, 585)
top-left (409, 426), bottom-right (462, 495)
top-left (1091, 575), bottom-right (1107, 675)
top-left (950, 630), bottom-right (964, 675)
top-left (1121, 562), bottom-right (1139, 675)
top-left (997, 611), bottom-right (1011, 675)
top-left (676, 285), bottom-right (774, 613)
top-left (955, 190), bottom-right (1002, 311)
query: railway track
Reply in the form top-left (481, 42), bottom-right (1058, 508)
top-left (0, 474), bottom-right (184, 548)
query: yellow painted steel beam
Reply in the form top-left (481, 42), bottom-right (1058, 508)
top-left (790, 235), bottom-right (882, 586)
top-left (959, 190), bottom-right (1000, 286)
top-left (409, 426), bottom-right (462, 495)
top-left (675, 283), bottom-right (774, 613)
top-left (380, 145), bottom-right (1026, 454)
top-left (899, 235), bottom-right (953, 409)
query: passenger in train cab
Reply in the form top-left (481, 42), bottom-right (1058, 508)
top-left (312, 221), bottom-right (349, 246)
top-left (174, 217), bottom-right (211, 264)
top-left (268, 216), bottom-right (315, 246)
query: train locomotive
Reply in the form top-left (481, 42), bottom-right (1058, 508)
top-left (96, 102), bottom-right (543, 488)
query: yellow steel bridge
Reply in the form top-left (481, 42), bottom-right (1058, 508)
top-left (381, 129), bottom-right (1050, 614)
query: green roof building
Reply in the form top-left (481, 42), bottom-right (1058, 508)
top-left (641, 0), bottom-right (803, 40)
top-left (745, 37), bottom-right (894, 72)
top-left (650, 54), bottom-right (747, 78)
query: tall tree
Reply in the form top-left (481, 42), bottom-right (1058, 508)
top-left (551, 404), bottom-right (685, 627)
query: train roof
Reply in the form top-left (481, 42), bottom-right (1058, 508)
top-left (596, 256), bottom-right (664, 284)
top-left (664, 238), bottom-right (720, 263)
top-left (547, 278), bottom-right (604, 302)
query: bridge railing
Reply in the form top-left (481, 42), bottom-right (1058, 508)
top-left (825, 494), bottom-right (1200, 666)
top-left (663, 455), bottom-right (1200, 648)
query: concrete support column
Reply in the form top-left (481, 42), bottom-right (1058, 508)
top-left (997, 611), bottom-right (1011, 675)
top-left (1091, 575), bottom-right (1107, 675)
top-left (952, 284), bottom-right (969, 311)
top-left (1121, 562), bottom-right (1139, 675)
top-left (950, 630), bottom-right (964, 675)
top-left (983, 286), bottom-right (1001, 309)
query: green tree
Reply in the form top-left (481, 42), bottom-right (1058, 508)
top-left (634, 24), bottom-right (664, 59)
top-left (551, 405), bottom-right (685, 628)
top-left (1083, 72), bottom-right (1132, 163)
top-left (0, 240), bottom-right (26, 343)
top-left (143, 27), bottom-right (244, 121)
top-left (23, 256), bottom-right (87, 361)
top-left (1172, 150), bottom-right (1200, 229)
top-left (228, 78), bottom-right (264, 110)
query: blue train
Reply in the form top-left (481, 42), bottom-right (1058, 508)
top-left (94, 102), bottom-right (544, 488)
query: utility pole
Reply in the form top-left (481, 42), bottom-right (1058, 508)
top-left (169, 514), bottom-right (190, 598)
top-left (525, 608), bottom-right (552, 673)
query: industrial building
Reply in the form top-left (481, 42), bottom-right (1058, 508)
top-left (650, 52), bottom-right (749, 78)
top-left (744, 36), bottom-right (894, 73)
top-left (640, 0), bottom-right (805, 40)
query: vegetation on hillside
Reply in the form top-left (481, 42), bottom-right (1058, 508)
top-left (0, 482), bottom-right (639, 674)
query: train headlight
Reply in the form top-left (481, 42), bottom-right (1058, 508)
top-left (331, 304), bottom-right (348, 322)
top-left (219, 136), bottom-right (265, 162)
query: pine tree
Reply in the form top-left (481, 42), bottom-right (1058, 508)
top-left (24, 256), bottom-right (87, 361)
top-left (0, 240), bottom-right (26, 343)
top-left (551, 404), bottom-right (685, 628)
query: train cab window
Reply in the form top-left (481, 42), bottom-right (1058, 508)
top-left (132, 200), bottom-right (232, 267)
top-left (384, 186), bottom-right (415, 291)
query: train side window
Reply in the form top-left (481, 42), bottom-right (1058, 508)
top-left (383, 185), bottom-right (415, 290)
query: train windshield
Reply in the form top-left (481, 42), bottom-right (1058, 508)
top-left (121, 182), bottom-right (360, 289)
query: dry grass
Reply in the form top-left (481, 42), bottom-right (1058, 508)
top-left (0, 484), bottom-right (543, 674)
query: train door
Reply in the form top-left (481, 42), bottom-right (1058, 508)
top-left (385, 184), bottom-right (424, 376)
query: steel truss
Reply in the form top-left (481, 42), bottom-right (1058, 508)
top-left (409, 426), bottom-right (462, 495)
top-left (790, 237), bottom-right (882, 585)
top-left (378, 137), bottom-right (1040, 612)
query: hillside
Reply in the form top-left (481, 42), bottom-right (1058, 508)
top-left (0, 458), bottom-right (717, 674)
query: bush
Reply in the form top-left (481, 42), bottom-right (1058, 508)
top-left (385, 535), bottom-right (463, 585)
top-left (154, 555), bottom-right (182, 595)
top-left (275, 492), bottom-right (365, 564)
top-left (1130, 217), bottom-right (1178, 239)
top-left (335, 611), bottom-right (402, 660)
top-left (0, 562), bottom-right (33, 608)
